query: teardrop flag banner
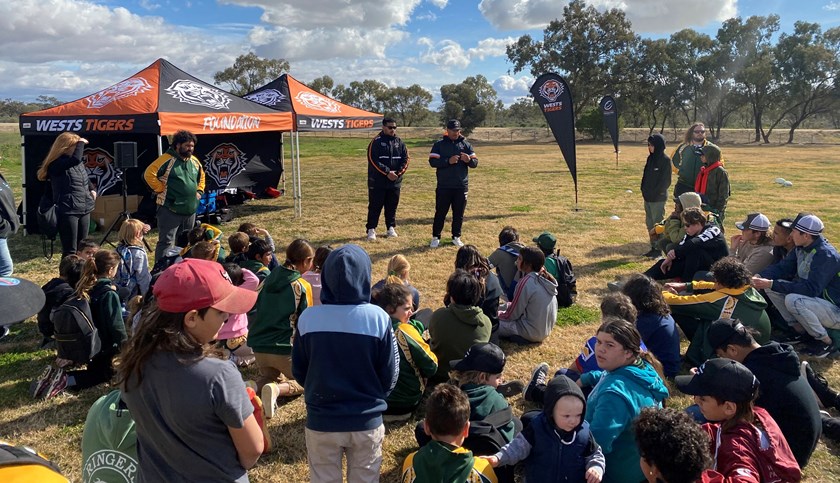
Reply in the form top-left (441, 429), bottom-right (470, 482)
top-left (530, 73), bottom-right (578, 206)
top-left (600, 95), bottom-right (620, 166)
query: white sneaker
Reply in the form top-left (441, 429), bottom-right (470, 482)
top-left (262, 383), bottom-right (280, 419)
top-left (452, 236), bottom-right (464, 247)
top-left (366, 229), bottom-right (376, 241)
top-left (430, 237), bottom-right (440, 248)
top-left (386, 226), bottom-right (398, 238)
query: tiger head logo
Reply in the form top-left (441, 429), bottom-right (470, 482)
top-left (539, 79), bottom-right (564, 102)
top-left (85, 77), bottom-right (153, 109)
top-left (244, 89), bottom-right (286, 107)
top-left (166, 79), bottom-right (231, 110)
top-left (83, 148), bottom-right (122, 195)
top-left (204, 143), bottom-right (247, 188)
top-left (295, 91), bottom-right (341, 113)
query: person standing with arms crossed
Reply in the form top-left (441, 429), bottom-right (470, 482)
top-left (366, 118), bottom-right (409, 241)
top-left (144, 130), bottom-right (205, 262)
top-left (428, 119), bottom-right (477, 248)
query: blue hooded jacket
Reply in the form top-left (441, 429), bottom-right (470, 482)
top-left (581, 361), bottom-right (669, 483)
top-left (292, 244), bottom-right (399, 432)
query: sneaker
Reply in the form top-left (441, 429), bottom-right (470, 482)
top-left (524, 362), bottom-right (550, 402)
top-left (775, 332), bottom-right (807, 344)
top-left (386, 226), bottom-right (398, 238)
top-left (0, 326), bottom-right (9, 341)
top-left (452, 236), bottom-right (464, 247)
top-left (262, 383), bottom-right (280, 419)
top-left (430, 237), bottom-right (440, 248)
top-left (497, 380), bottom-right (525, 398)
top-left (383, 412), bottom-right (413, 423)
top-left (366, 229), bottom-right (376, 241)
top-left (44, 368), bottom-right (67, 400)
top-left (31, 365), bottom-right (57, 399)
top-left (803, 342), bottom-right (837, 358)
top-left (643, 248), bottom-right (661, 258)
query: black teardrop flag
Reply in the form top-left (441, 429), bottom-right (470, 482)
top-left (600, 95), bottom-right (619, 154)
top-left (530, 73), bottom-right (577, 204)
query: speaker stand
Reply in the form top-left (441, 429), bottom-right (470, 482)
top-left (100, 169), bottom-right (151, 252)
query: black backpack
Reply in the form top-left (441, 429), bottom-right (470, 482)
top-left (462, 406), bottom-right (513, 456)
top-left (52, 296), bottom-right (101, 364)
top-left (548, 253), bottom-right (577, 308)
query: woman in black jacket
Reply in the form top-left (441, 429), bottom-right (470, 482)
top-left (641, 133), bottom-right (672, 258)
top-left (37, 133), bottom-right (96, 257)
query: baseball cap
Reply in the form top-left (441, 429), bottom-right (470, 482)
top-left (735, 213), bottom-right (770, 232)
top-left (0, 277), bottom-right (46, 327)
top-left (707, 319), bottom-right (751, 351)
top-left (792, 213), bottom-right (824, 236)
top-left (450, 342), bottom-right (506, 374)
top-left (153, 259), bottom-right (257, 314)
top-left (446, 119), bottom-right (462, 130)
top-left (532, 231), bottom-right (557, 252)
top-left (675, 358), bottom-right (759, 403)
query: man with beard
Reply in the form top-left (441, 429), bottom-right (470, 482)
top-left (671, 123), bottom-right (720, 197)
top-left (144, 130), bottom-right (205, 261)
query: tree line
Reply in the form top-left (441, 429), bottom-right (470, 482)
top-left (5, 1), bottom-right (838, 142)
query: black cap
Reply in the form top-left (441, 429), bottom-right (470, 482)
top-left (707, 319), bottom-right (751, 350)
top-left (675, 358), bottom-right (759, 403)
top-left (446, 119), bottom-right (462, 130)
top-left (450, 342), bottom-right (506, 374)
top-left (0, 277), bottom-right (46, 327)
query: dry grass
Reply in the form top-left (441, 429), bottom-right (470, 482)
top-left (2, 135), bottom-right (840, 481)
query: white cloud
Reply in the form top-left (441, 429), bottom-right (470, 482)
top-left (478, 0), bottom-right (738, 34)
top-left (139, 0), bottom-right (161, 10)
top-left (251, 27), bottom-right (407, 61)
top-left (418, 39), bottom-right (471, 68)
top-left (468, 37), bottom-right (516, 61)
top-left (427, 0), bottom-right (449, 7)
top-left (221, 0), bottom-right (422, 29)
top-left (825, 2), bottom-right (840, 10)
top-left (493, 74), bottom-right (533, 105)
top-left (0, 0), bottom-right (244, 99)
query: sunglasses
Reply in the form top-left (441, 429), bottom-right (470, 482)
top-left (385, 125), bottom-right (397, 130)
top-left (694, 130), bottom-right (706, 133)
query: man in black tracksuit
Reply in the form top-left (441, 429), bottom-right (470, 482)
top-left (428, 119), bottom-right (478, 248)
top-left (366, 118), bottom-right (409, 240)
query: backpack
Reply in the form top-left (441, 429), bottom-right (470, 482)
top-left (0, 441), bottom-right (67, 483)
top-left (37, 183), bottom-right (58, 260)
top-left (52, 296), bottom-right (101, 364)
top-left (547, 253), bottom-right (577, 308)
top-left (462, 406), bottom-right (513, 456)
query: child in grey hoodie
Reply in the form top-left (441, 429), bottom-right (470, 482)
top-left (498, 246), bottom-right (558, 343)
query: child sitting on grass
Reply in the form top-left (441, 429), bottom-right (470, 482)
top-left (675, 358), bottom-right (801, 482)
top-left (376, 283), bottom-right (438, 421)
top-left (497, 246), bottom-right (558, 344)
top-left (484, 375), bottom-right (605, 483)
top-left (301, 245), bottom-right (332, 307)
top-left (238, 222), bottom-right (278, 269)
top-left (240, 239), bottom-right (272, 283)
top-left (37, 254), bottom-right (85, 348)
top-left (402, 383), bottom-right (498, 483)
top-left (215, 263), bottom-right (259, 367)
top-left (371, 253), bottom-right (421, 310)
top-left (225, 231), bottom-right (250, 265)
top-left (417, 343), bottom-right (521, 447)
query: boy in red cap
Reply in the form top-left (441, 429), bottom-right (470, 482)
top-left (119, 259), bottom-right (264, 482)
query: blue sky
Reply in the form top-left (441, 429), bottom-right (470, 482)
top-left (0, 0), bottom-right (837, 107)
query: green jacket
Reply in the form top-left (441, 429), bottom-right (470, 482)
top-left (672, 140), bottom-right (716, 190)
top-left (401, 441), bottom-right (497, 483)
top-left (699, 164), bottom-right (730, 215)
top-left (429, 304), bottom-right (492, 383)
top-left (81, 390), bottom-right (137, 483)
top-left (388, 318), bottom-right (438, 410)
top-left (240, 259), bottom-right (270, 283)
top-left (462, 383), bottom-right (516, 443)
top-left (249, 265), bottom-right (308, 356)
top-left (143, 149), bottom-right (205, 215)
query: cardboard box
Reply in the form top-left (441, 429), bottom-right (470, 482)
top-left (92, 194), bottom-right (140, 231)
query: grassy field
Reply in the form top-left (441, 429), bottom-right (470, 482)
top-left (2, 131), bottom-right (840, 481)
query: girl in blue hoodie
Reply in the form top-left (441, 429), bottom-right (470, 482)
top-left (578, 317), bottom-right (669, 483)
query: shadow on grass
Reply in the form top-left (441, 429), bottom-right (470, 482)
top-left (587, 242), bottom-right (651, 258)
top-left (575, 257), bottom-right (650, 278)
top-left (262, 411), bottom-right (309, 466)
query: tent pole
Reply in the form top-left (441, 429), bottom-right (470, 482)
top-left (20, 134), bottom-right (28, 235)
top-left (157, 135), bottom-right (163, 156)
top-left (295, 131), bottom-right (302, 217)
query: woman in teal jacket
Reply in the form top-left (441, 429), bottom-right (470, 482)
top-left (579, 317), bottom-right (669, 483)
